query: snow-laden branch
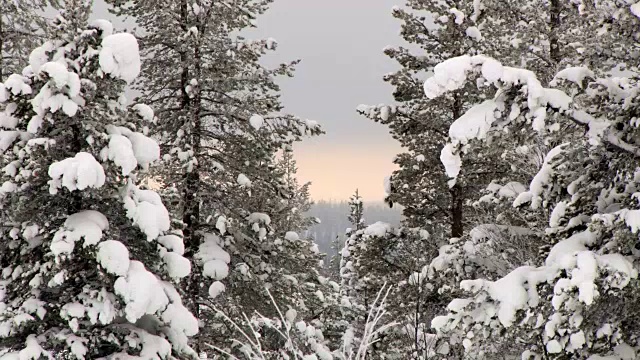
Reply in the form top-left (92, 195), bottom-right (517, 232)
top-left (423, 54), bottom-right (640, 185)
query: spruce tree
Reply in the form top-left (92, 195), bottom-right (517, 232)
top-left (331, 189), bottom-right (364, 281)
top-left (0, 20), bottom-right (197, 358)
top-left (275, 148), bottom-right (317, 234)
top-left (348, 189), bottom-right (364, 232)
top-left (338, 190), bottom-right (365, 294)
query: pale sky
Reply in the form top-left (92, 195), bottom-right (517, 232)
top-left (93, 0), bottom-right (405, 202)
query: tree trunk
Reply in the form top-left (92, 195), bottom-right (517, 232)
top-left (178, 0), bottom-right (203, 355)
top-left (70, 123), bottom-right (84, 212)
top-left (1, 13), bottom-right (4, 82)
top-left (449, 94), bottom-right (464, 238)
top-left (549, 0), bottom-right (561, 68)
top-left (450, 183), bottom-right (464, 238)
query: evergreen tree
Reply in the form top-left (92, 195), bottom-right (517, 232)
top-left (358, 2), bottom-right (499, 240)
top-left (307, 200), bottom-right (402, 258)
top-left (338, 192), bottom-right (434, 357)
top-left (353, 0), bottom-right (634, 355)
top-left (343, 223), bottom-right (436, 358)
top-left (328, 234), bottom-right (343, 281)
top-left (222, 148), bottom-right (341, 355)
top-left (106, 0), bottom-right (325, 354)
top-left (359, 0), bottom-right (605, 243)
top-left (330, 189), bottom-right (364, 280)
top-left (0, 20), bottom-right (197, 358)
top-left (0, 0), bottom-right (63, 81)
top-left (276, 148), bottom-right (317, 233)
top-left (424, 1), bottom-right (640, 358)
top-left (338, 189), bottom-right (369, 293)
top-left (354, 2), bottom-right (509, 356)
top-left (348, 189), bottom-right (365, 232)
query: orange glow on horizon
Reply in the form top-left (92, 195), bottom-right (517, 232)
top-left (293, 143), bottom-right (401, 202)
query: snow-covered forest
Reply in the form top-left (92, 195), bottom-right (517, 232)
top-left (307, 200), bottom-right (402, 258)
top-left (2, 0), bottom-right (640, 359)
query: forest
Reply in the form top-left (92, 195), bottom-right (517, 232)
top-left (307, 199), bottom-right (402, 259)
top-left (2, 0), bottom-right (640, 359)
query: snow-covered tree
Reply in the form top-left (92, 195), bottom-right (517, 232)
top-left (355, 3), bottom-right (514, 356)
top-left (358, 1), bottom-right (488, 238)
top-left (275, 148), bottom-right (317, 234)
top-left (338, 219), bottom-right (438, 357)
top-left (355, 1), bottom-right (640, 357)
top-left (348, 189), bottom-right (365, 232)
top-left (423, 1), bottom-right (640, 358)
top-left (330, 189), bottom-right (364, 280)
top-left (229, 151), bottom-right (346, 354)
top-left (338, 189), bottom-right (371, 299)
top-left (308, 200), bottom-right (402, 259)
top-left (1, 1), bottom-right (61, 81)
top-left (105, 0), bottom-right (325, 354)
top-left (360, 0), bottom-right (611, 242)
top-left (0, 20), bottom-right (198, 358)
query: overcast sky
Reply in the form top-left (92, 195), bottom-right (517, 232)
top-left (93, 0), bottom-right (405, 202)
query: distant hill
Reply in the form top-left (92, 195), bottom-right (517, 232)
top-left (304, 200), bottom-right (403, 257)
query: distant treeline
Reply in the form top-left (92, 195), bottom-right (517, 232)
top-left (305, 200), bottom-right (403, 256)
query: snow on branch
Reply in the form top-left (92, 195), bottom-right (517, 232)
top-left (48, 152), bottom-right (106, 194)
top-left (431, 228), bottom-right (638, 354)
top-left (98, 33), bottom-right (141, 84)
top-left (424, 55), bottom-right (640, 184)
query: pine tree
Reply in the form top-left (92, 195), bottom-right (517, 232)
top-left (423, 1), bottom-right (640, 358)
top-left (354, 2), bottom-right (512, 356)
top-left (358, 1), bottom-right (517, 250)
top-left (348, 189), bottom-right (364, 232)
top-left (359, 0), bottom-right (610, 244)
top-left (337, 191), bottom-right (437, 356)
top-left (331, 189), bottom-right (364, 281)
top-left (276, 148), bottom-right (317, 233)
top-left (354, 1), bottom-right (636, 355)
top-left (105, 0), bottom-right (324, 354)
top-left (0, 20), bottom-right (197, 358)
